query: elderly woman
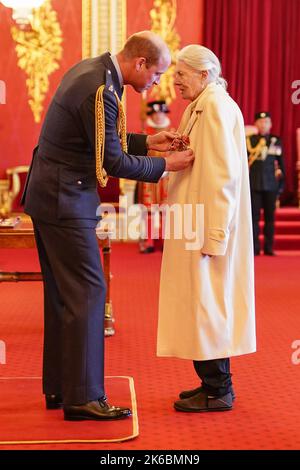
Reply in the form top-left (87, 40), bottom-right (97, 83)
top-left (157, 45), bottom-right (256, 412)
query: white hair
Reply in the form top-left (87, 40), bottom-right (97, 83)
top-left (177, 44), bottom-right (227, 89)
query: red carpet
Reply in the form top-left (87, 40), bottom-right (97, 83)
top-left (1, 242), bottom-right (300, 449)
top-left (260, 207), bottom-right (300, 250)
top-left (0, 376), bottom-right (138, 445)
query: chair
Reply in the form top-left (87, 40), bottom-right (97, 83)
top-left (98, 177), bottom-right (120, 204)
top-left (6, 165), bottom-right (29, 213)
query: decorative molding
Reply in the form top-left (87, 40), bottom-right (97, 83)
top-left (11, 0), bottom-right (63, 123)
top-left (82, 0), bottom-right (91, 58)
top-left (82, 0), bottom-right (127, 58)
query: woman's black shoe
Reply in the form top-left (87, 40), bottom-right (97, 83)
top-left (140, 246), bottom-right (155, 254)
top-left (45, 394), bottom-right (63, 409)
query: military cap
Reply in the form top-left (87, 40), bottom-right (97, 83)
top-left (254, 111), bottom-right (271, 120)
top-left (146, 100), bottom-right (170, 115)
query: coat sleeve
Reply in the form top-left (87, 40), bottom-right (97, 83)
top-left (276, 138), bottom-right (285, 175)
top-left (127, 133), bottom-right (148, 155)
top-left (79, 90), bottom-right (165, 182)
top-left (275, 137), bottom-right (285, 194)
top-left (200, 100), bottom-right (241, 256)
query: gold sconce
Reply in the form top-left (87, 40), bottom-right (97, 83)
top-left (1, 0), bottom-right (46, 24)
top-left (1, 0), bottom-right (63, 123)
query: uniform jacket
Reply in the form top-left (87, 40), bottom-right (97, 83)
top-left (247, 134), bottom-right (285, 192)
top-left (157, 83), bottom-right (256, 360)
top-left (23, 53), bottom-right (166, 227)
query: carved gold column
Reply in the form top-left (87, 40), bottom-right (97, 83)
top-left (149, 0), bottom-right (180, 104)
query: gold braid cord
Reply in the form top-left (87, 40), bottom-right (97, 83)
top-left (95, 85), bottom-right (128, 187)
top-left (246, 136), bottom-right (267, 168)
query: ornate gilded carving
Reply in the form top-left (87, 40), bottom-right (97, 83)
top-left (11, 0), bottom-right (63, 123)
top-left (149, 0), bottom-right (180, 104)
top-left (0, 179), bottom-right (13, 218)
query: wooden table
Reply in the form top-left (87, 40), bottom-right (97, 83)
top-left (0, 219), bottom-right (115, 336)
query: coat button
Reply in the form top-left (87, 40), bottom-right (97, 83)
top-left (77, 180), bottom-right (82, 185)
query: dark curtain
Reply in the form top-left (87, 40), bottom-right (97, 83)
top-left (204, 0), bottom-right (300, 202)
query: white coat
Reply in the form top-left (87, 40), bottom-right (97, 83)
top-left (157, 83), bottom-right (256, 360)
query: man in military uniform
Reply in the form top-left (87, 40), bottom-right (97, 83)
top-left (247, 111), bottom-right (285, 255)
top-left (22, 31), bottom-right (194, 421)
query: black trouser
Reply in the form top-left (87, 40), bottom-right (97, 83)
top-left (33, 220), bottom-right (106, 405)
top-left (251, 190), bottom-right (277, 253)
top-left (193, 358), bottom-right (232, 397)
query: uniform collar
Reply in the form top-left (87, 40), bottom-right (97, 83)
top-left (100, 52), bottom-right (123, 99)
top-left (110, 55), bottom-right (124, 89)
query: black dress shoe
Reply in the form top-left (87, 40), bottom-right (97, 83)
top-left (140, 246), bottom-right (155, 254)
top-left (179, 385), bottom-right (236, 401)
top-left (264, 250), bottom-right (275, 256)
top-left (45, 394), bottom-right (63, 410)
top-left (63, 398), bottom-right (131, 421)
top-left (174, 390), bottom-right (232, 413)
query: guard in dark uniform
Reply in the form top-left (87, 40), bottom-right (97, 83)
top-left (136, 100), bottom-right (171, 254)
top-left (247, 111), bottom-right (285, 255)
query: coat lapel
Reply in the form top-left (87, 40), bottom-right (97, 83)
top-left (177, 94), bottom-right (202, 136)
top-left (177, 83), bottom-right (224, 137)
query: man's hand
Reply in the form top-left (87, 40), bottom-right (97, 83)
top-left (146, 131), bottom-right (180, 152)
top-left (164, 149), bottom-right (194, 171)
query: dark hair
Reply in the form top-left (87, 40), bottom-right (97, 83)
top-left (122, 35), bottom-right (161, 66)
